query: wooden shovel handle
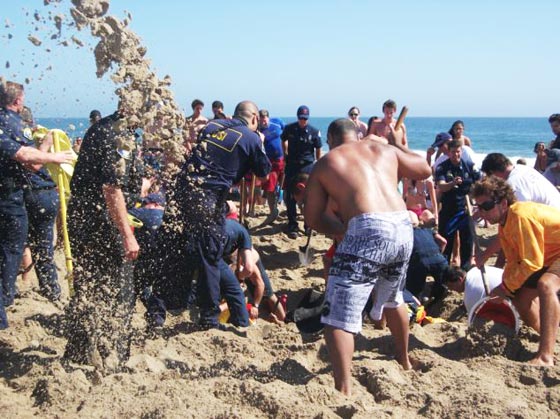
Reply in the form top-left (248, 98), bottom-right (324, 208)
top-left (394, 106), bottom-right (408, 131)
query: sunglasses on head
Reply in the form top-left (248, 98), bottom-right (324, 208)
top-left (478, 199), bottom-right (498, 211)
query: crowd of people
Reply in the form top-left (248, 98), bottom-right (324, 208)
top-left (2, 79), bottom-right (560, 393)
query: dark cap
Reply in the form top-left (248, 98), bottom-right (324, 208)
top-left (89, 109), bottom-right (101, 119)
top-left (432, 132), bottom-right (452, 148)
top-left (297, 105), bottom-right (310, 120)
top-left (259, 109), bottom-right (269, 117)
top-left (143, 193), bottom-right (166, 207)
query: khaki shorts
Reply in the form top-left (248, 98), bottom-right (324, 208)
top-left (521, 258), bottom-right (560, 289)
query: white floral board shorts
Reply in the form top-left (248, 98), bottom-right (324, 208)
top-left (321, 211), bottom-right (413, 334)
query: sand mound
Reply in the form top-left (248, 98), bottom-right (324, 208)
top-left (1, 211), bottom-right (559, 417)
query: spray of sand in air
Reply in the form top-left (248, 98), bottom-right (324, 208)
top-left (59, 0), bottom-right (188, 177)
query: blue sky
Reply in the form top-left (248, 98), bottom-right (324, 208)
top-left (1, 0), bottom-right (558, 118)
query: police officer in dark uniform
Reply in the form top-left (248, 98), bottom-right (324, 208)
top-left (143, 101), bottom-right (271, 329)
top-left (435, 139), bottom-right (481, 270)
top-left (22, 126), bottom-right (62, 302)
top-left (64, 109), bottom-right (140, 366)
top-left (281, 105), bottom-right (322, 238)
top-left (0, 80), bottom-right (73, 329)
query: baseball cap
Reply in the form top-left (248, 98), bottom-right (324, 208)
top-left (431, 132), bottom-right (452, 148)
top-left (297, 105), bottom-right (310, 120)
top-left (143, 192), bottom-right (166, 206)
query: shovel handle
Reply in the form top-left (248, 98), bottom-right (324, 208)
top-left (394, 106), bottom-right (408, 131)
top-left (239, 178), bottom-right (246, 224)
top-left (466, 198), bottom-right (491, 296)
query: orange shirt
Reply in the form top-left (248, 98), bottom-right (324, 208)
top-left (499, 201), bottom-right (560, 292)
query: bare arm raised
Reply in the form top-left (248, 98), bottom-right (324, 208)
top-left (388, 126), bottom-right (431, 181)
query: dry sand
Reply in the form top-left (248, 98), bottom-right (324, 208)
top-left (1, 208), bottom-right (559, 418)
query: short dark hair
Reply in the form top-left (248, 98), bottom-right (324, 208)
top-left (441, 266), bottom-right (466, 284)
top-left (191, 99), bottom-right (204, 109)
top-left (472, 176), bottom-right (517, 206)
top-left (382, 99), bottom-right (396, 111)
top-left (447, 139), bottom-right (462, 150)
top-left (481, 153), bottom-right (511, 175)
top-left (348, 106), bottom-right (359, 116)
top-left (327, 118), bottom-right (358, 148)
top-left (548, 113), bottom-right (560, 124)
top-left (259, 109), bottom-right (269, 117)
top-left (212, 100), bottom-right (224, 109)
top-left (0, 80), bottom-right (24, 108)
top-left (534, 142), bottom-right (545, 153)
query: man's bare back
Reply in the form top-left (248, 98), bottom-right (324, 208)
top-left (305, 137), bottom-right (430, 236)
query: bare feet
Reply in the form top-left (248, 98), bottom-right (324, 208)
top-left (396, 353), bottom-right (412, 370)
top-left (527, 354), bottom-right (554, 367)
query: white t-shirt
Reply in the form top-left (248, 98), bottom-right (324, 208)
top-left (507, 165), bottom-right (560, 207)
top-left (464, 266), bottom-right (503, 313)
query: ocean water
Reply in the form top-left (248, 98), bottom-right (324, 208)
top-left (37, 116), bottom-right (552, 166)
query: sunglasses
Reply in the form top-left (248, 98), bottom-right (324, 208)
top-left (349, 113), bottom-right (358, 117)
top-left (478, 199), bottom-right (498, 211)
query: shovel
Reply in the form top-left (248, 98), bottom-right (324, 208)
top-left (239, 178), bottom-right (246, 225)
top-left (298, 229), bottom-right (313, 266)
top-left (466, 198), bottom-right (520, 332)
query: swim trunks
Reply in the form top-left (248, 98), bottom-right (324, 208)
top-left (261, 158), bottom-right (285, 193)
top-left (321, 211), bottom-right (413, 334)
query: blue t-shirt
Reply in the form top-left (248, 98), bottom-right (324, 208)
top-left (281, 122), bottom-right (322, 167)
top-left (261, 118), bottom-right (284, 160)
top-left (223, 218), bottom-right (252, 256)
top-left (0, 108), bottom-right (26, 214)
top-left (180, 118), bottom-right (271, 192)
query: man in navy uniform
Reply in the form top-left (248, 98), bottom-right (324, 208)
top-left (64, 105), bottom-right (141, 366)
top-left (144, 100), bottom-right (271, 330)
top-left (281, 105), bottom-right (322, 238)
top-left (0, 80), bottom-right (73, 329)
top-left (435, 139), bottom-right (481, 270)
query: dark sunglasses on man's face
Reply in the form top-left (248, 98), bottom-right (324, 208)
top-left (478, 199), bottom-right (498, 211)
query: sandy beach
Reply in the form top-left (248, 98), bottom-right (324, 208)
top-left (1, 207), bottom-right (559, 418)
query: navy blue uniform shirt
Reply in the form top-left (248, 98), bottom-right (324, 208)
top-left (0, 109), bottom-right (27, 214)
top-left (69, 112), bottom-right (128, 234)
top-left (281, 122), bottom-right (322, 166)
top-left (181, 118), bottom-right (271, 192)
top-left (436, 158), bottom-right (480, 212)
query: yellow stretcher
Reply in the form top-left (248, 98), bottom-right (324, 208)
top-left (33, 127), bottom-right (77, 295)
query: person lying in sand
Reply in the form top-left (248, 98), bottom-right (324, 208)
top-left (472, 176), bottom-right (560, 366)
top-left (304, 118), bottom-right (431, 395)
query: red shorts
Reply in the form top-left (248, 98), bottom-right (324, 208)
top-left (325, 243), bottom-right (337, 260)
top-left (261, 158), bottom-right (285, 193)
